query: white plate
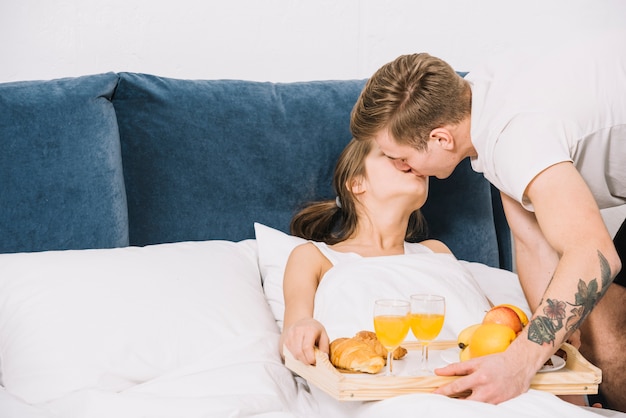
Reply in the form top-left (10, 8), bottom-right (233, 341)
top-left (439, 347), bottom-right (461, 364)
top-left (440, 349), bottom-right (566, 373)
top-left (538, 355), bottom-right (566, 373)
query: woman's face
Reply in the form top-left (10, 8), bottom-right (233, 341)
top-left (360, 143), bottom-right (429, 211)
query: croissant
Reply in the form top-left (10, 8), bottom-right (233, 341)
top-left (354, 330), bottom-right (408, 360)
top-left (330, 337), bottom-right (385, 374)
top-left (329, 331), bottom-right (408, 374)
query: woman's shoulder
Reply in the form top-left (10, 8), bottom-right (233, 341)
top-left (286, 242), bottom-right (333, 279)
top-left (289, 241), bottom-right (324, 259)
top-left (289, 241), bottom-right (337, 266)
top-left (409, 239), bottom-right (453, 255)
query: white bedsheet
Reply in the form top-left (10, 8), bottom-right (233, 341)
top-left (305, 386), bottom-right (624, 418)
top-left (304, 254), bottom-right (622, 418)
top-left (1, 238), bottom-right (624, 418)
top-left (1, 335), bottom-right (303, 418)
top-left (2, 370), bottom-right (622, 418)
top-left (313, 253), bottom-right (493, 343)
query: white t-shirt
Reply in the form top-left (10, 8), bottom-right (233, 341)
top-left (467, 30), bottom-right (626, 211)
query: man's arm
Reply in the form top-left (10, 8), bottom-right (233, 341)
top-left (435, 161), bottom-right (621, 403)
top-left (523, 161), bottom-right (620, 347)
top-left (500, 191), bottom-right (559, 311)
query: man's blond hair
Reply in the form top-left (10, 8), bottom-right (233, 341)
top-left (351, 53), bottom-right (470, 150)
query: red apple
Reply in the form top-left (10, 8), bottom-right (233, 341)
top-left (482, 306), bottom-right (523, 334)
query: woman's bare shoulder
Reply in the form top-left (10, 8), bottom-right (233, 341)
top-left (288, 242), bottom-right (333, 271)
top-left (289, 241), bottom-right (323, 258)
top-left (419, 239), bottom-right (453, 255)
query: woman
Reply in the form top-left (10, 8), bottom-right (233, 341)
top-left (281, 137), bottom-right (452, 366)
top-left (281, 137), bottom-right (599, 410)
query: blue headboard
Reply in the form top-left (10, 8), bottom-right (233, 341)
top-left (0, 72), bottom-right (511, 270)
top-left (113, 73), bottom-right (511, 270)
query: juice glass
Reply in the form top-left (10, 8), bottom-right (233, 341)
top-left (410, 294), bottom-right (445, 374)
top-left (373, 299), bottom-right (410, 376)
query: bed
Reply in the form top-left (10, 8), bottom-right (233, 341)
top-left (0, 72), bottom-right (622, 417)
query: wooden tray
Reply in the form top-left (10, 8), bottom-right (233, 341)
top-left (284, 341), bottom-right (601, 401)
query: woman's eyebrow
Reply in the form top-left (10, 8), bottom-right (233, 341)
top-left (383, 152), bottom-right (403, 160)
top-left (376, 145), bottom-right (400, 159)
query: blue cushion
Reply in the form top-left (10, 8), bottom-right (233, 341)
top-left (114, 72), bottom-right (510, 269)
top-left (114, 73), bottom-right (364, 246)
top-left (0, 73), bottom-right (128, 253)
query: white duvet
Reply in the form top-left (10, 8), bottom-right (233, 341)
top-left (314, 252), bottom-right (493, 342)
top-left (0, 335), bottom-right (303, 418)
top-left (307, 254), bottom-right (616, 418)
top-left (1, 342), bottom-right (616, 418)
top-left (0, 231), bottom-right (622, 418)
top-left (0, 333), bottom-right (616, 418)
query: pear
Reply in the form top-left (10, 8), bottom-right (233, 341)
top-left (469, 323), bottom-right (516, 358)
top-left (457, 323), bottom-right (481, 361)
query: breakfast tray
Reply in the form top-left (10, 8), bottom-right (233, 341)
top-left (284, 341), bottom-right (601, 401)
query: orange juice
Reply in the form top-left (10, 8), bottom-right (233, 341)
top-left (410, 313), bottom-right (444, 342)
top-left (374, 314), bottom-right (410, 349)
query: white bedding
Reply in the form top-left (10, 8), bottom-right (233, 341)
top-left (308, 387), bottom-right (622, 418)
top-left (34, 336), bottom-right (300, 418)
top-left (0, 225), bottom-right (622, 418)
top-left (313, 252), bottom-right (493, 342)
top-left (0, 335), bottom-right (301, 418)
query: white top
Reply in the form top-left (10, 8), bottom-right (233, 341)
top-left (467, 30), bottom-right (626, 210)
top-left (311, 242), bottom-right (493, 343)
top-left (311, 241), bottom-right (434, 266)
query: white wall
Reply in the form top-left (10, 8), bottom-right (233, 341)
top-left (1, 0), bottom-right (624, 234)
top-left (1, 0), bottom-right (625, 83)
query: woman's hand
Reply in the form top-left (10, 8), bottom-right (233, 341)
top-left (281, 318), bottom-right (329, 365)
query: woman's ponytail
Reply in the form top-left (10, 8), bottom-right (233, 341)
top-left (289, 200), bottom-right (345, 244)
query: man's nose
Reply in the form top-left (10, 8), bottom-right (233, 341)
top-left (393, 159), bottom-right (411, 171)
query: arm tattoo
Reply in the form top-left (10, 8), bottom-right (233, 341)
top-left (527, 250), bottom-right (612, 346)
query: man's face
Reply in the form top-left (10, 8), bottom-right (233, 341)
top-left (373, 129), bottom-right (456, 179)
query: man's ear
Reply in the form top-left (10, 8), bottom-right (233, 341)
top-left (429, 127), bottom-right (455, 151)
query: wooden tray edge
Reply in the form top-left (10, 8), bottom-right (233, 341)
top-left (284, 341), bottom-right (601, 401)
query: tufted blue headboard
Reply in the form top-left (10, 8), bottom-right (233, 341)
top-left (0, 72), bottom-right (511, 270)
top-left (113, 73), bottom-right (511, 270)
top-left (0, 73), bottom-right (128, 253)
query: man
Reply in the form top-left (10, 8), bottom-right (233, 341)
top-left (350, 31), bottom-right (625, 411)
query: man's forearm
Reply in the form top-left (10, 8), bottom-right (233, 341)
top-left (527, 250), bottom-right (613, 347)
top-left (514, 233), bottom-right (559, 311)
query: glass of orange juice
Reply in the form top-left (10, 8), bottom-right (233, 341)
top-left (410, 294), bottom-right (445, 375)
top-left (373, 299), bottom-right (410, 376)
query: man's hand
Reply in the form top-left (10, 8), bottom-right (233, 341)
top-left (433, 339), bottom-right (538, 403)
top-left (281, 318), bottom-right (329, 366)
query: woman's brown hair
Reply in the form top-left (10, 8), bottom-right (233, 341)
top-left (290, 138), bottom-right (427, 244)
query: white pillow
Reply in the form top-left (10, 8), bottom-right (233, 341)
top-left (459, 261), bottom-right (531, 317)
top-left (0, 239), bottom-right (279, 404)
top-left (255, 223), bottom-right (306, 330)
top-left (254, 223), bottom-right (530, 335)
